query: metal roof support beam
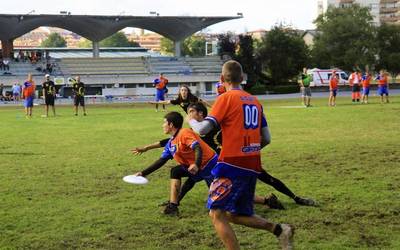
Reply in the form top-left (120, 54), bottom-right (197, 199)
top-left (174, 40), bottom-right (181, 57)
top-left (92, 41), bottom-right (100, 58)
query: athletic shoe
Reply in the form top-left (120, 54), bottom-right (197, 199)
top-left (163, 202), bottom-right (179, 216)
top-left (265, 193), bottom-right (285, 210)
top-left (278, 224), bottom-right (294, 250)
top-left (295, 197), bottom-right (318, 206)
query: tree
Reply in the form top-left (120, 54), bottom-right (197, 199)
top-left (217, 33), bottom-right (237, 58)
top-left (257, 25), bottom-right (309, 85)
top-left (100, 32), bottom-right (139, 47)
top-left (376, 24), bottom-right (400, 81)
top-left (41, 33), bottom-right (67, 47)
top-left (160, 35), bottom-right (206, 56)
top-left (160, 37), bottom-right (174, 55)
top-left (311, 5), bottom-right (376, 71)
top-left (235, 35), bottom-right (258, 88)
top-left (77, 38), bottom-right (92, 48)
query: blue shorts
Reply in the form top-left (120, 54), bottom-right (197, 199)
top-left (330, 89), bottom-right (337, 97)
top-left (378, 86), bottom-right (388, 96)
top-left (207, 175), bottom-right (257, 216)
top-left (363, 87), bottom-right (370, 95)
top-left (24, 96), bottom-right (34, 107)
top-left (156, 89), bottom-right (165, 102)
top-left (184, 154), bottom-right (217, 186)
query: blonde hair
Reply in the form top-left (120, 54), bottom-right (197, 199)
top-left (222, 60), bottom-right (243, 84)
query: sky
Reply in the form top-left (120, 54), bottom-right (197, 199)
top-left (3, 0), bottom-right (325, 33)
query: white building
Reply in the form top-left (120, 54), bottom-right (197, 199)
top-left (327, 0), bottom-right (400, 26)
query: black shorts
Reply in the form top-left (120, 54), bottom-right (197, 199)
top-left (352, 85), bottom-right (360, 92)
top-left (45, 95), bottom-right (55, 106)
top-left (74, 96), bottom-right (85, 106)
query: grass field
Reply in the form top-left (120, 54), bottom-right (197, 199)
top-left (1, 96), bottom-right (399, 250)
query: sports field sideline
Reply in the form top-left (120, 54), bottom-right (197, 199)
top-left (1, 96), bottom-right (399, 249)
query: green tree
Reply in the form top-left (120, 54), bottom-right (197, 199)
top-left (160, 37), bottom-right (174, 55)
top-left (100, 32), bottom-right (139, 47)
top-left (235, 35), bottom-right (258, 88)
top-left (217, 33), bottom-right (237, 57)
top-left (376, 24), bottom-right (400, 81)
top-left (160, 35), bottom-right (206, 56)
top-left (257, 25), bottom-right (309, 85)
top-left (77, 38), bottom-right (92, 48)
top-left (311, 5), bottom-right (376, 71)
top-left (41, 33), bottom-right (67, 47)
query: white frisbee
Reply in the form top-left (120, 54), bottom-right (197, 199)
top-left (123, 175), bottom-right (149, 185)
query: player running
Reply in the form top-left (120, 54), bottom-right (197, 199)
top-left (133, 111), bottom-right (218, 216)
top-left (185, 60), bottom-right (295, 249)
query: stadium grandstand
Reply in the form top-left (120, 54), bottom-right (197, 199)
top-left (0, 14), bottom-right (241, 100)
top-left (0, 47), bottom-right (228, 98)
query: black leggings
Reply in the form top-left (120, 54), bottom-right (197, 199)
top-left (170, 165), bottom-right (210, 204)
top-left (257, 169), bottom-right (296, 200)
top-left (170, 165), bottom-right (298, 203)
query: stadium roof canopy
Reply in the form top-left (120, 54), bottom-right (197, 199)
top-left (0, 14), bottom-right (241, 42)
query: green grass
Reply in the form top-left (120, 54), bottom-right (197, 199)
top-left (1, 96), bottom-right (399, 250)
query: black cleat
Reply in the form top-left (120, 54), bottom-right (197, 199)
top-left (163, 202), bottom-right (179, 216)
top-left (265, 193), bottom-right (285, 210)
top-left (295, 197), bottom-right (318, 206)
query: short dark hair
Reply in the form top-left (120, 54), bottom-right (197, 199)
top-left (188, 102), bottom-right (208, 117)
top-left (164, 112), bottom-right (183, 129)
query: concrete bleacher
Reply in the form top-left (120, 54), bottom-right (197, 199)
top-left (58, 57), bottom-right (149, 75)
top-left (148, 57), bottom-right (192, 75)
top-left (184, 56), bottom-right (223, 74)
top-left (3, 61), bottom-right (50, 76)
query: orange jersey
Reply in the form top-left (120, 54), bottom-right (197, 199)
top-left (362, 75), bottom-right (371, 88)
top-left (378, 75), bottom-right (388, 86)
top-left (207, 89), bottom-right (266, 173)
top-left (156, 77), bottom-right (168, 90)
top-left (216, 82), bottom-right (226, 95)
top-left (161, 128), bottom-right (216, 169)
top-left (23, 81), bottom-right (35, 97)
top-left (329, 77), bottom-right (338, 90)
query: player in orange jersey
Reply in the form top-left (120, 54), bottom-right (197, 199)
top-left (22, 73), bottom-right (36, 118)
top-left (188, 60), bottom-right (294, 250)
top-left (361, 71), bottom-right (372, 104)
top-left (376, 70), bottom-right (390, 103)
top-left (329, 71), bottom-right (339, 107)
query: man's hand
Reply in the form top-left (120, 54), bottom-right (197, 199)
top-left (131, 147), bottom-right (147, 155)
top-left (134, 172), bottom-right (143, 176)
top-left (188, 164), bottom-right (199, 175)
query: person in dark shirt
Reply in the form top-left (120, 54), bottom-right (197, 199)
top-left (72, 76), bottom-right (87, 116)
top-left (150, 85), bottom-right (210, 113)
top-left (42, 74), bottom-right (56, 117)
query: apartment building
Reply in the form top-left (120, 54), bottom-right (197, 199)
top-left (327, 0), bottom-right (400, 25)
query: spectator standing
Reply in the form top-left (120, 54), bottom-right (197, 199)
top-left (12, 83), bottom-right (21, 102)
top-left (3, 58), bottom-right (10, 71)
